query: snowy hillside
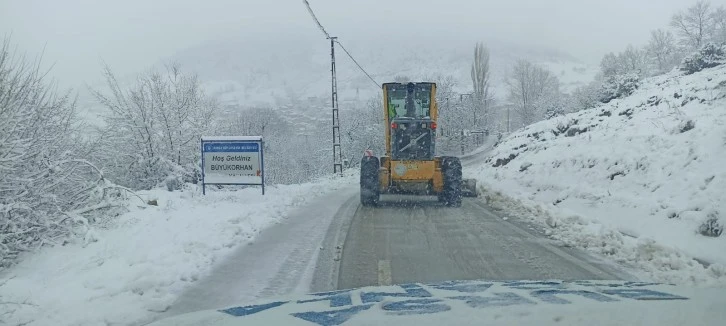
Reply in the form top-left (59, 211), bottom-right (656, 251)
top-left (470, 63), bottom-right (726, 284)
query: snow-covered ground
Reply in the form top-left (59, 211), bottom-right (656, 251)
top-left (468, 64), bottom-right (726, 285)
top-left (0, 174), bottom-right (355, 326)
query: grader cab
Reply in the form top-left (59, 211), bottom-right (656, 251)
top-left (360, 82), bottom-right (476, 207)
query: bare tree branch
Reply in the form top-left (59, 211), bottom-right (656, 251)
top-left (506, 60), bottom-right (560, 127)
top-left (671, 1), bottom-right (715, 49)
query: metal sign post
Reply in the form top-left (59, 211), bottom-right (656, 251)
top-left (200, 136), bottom-right (265, 195)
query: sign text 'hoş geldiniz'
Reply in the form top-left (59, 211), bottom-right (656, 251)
top-left (201, 136), bottom-right (264, 195)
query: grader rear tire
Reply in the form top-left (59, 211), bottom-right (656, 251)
top-left (360, 156), bottom-right (380, 206)
top-left (441, 157), bottom-right (462, 207)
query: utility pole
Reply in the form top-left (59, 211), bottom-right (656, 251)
top-left (330, 36), bottom-right (343, 176)
top-left (303, 0), bottom-right (343, 176)
top-left (303, 0), bottom-right (379, 176)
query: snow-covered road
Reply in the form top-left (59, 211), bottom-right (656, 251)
top-left (337, 197), bottom-right (634, 290)
top-left (146, 185), bottom-right (358, 323)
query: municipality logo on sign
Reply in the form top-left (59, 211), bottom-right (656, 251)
top-left (204, 143), bottom-right (259, 152)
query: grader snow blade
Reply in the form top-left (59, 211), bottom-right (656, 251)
top-left (461, 178), bottom-right (478, 198)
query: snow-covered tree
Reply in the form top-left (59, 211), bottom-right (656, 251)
top-left (219, 105), bottom-right (276, 137)
top-left (0, 38), bottom-right (119, 267)
top-left (712, 6), bottom-right (726, 43)
top-left (471, 42), bottom-right (493, 128)
top-left (600, 73), bottom-right (641, 103)
top-left (647, 29), bottom-right (682, 74)
top-left (216, 104), bottom-right (329, 185)
top-left (570, 79), bottom-right (603, 111)
top-left (539, 89), bottom-right (571, 120)
top-left (90, 63), bottom-right (219, 190)
top-left (601, 45), bottom-right (650, 78)
top-left (671, 1), bottom-right (715, 49)
top-left (620, 45), bottom-right (650, 76)
top-left (421, 73), bottom-right (460, 136)
top-left (544, 106), bottom-right (566, 120)
top-left (506, 60), bottom-right (560, 126)
top-left (340, 95), bottom-right (384, 166)
top-left (600, 53), bottom-right (622, 78)
top-left (596, 44), bottom-right (652, 104)
top-left (681, 42), bottom-right (726, 74)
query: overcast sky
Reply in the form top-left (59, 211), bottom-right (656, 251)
top-left (1, 0), bottom-right (718, 88)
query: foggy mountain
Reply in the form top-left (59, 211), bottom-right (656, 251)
top-left (78, 34), bottom-right (597, 135)
top-left (167, 34), bottom-right (597, 107)
top-left (117, 33), bottom-right (595, 137)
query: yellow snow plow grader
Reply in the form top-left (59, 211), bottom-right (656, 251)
top-left (360, 82), bottom-right (477, 207)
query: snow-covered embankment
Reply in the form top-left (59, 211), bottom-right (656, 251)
top-left (470, 63), bottom-right (726, 285)
top-left (0, 174), bottom-right (354, 326)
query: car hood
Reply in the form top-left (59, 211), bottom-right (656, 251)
top-left (148, 280), bottom-right (726, 326)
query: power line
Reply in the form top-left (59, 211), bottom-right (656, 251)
top-left (302, 0), bottom-right (380, 89)
top-left (302, 0), bottom-right (330, 39)
top-left (335, 40), bottom-right (380, 89)
top-left (301, 0), bottom-right (382, 176)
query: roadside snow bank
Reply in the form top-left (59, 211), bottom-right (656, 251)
top-left (469, 64), bottom-right (726, 285)
top-left (0, 174), bottom-right (355, 326)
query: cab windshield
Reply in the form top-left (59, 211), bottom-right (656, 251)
top-left (386, 83), bottom-right (432, 120)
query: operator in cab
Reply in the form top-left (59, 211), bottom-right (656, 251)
top-left (405, 82), bottom-right (417, 117)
